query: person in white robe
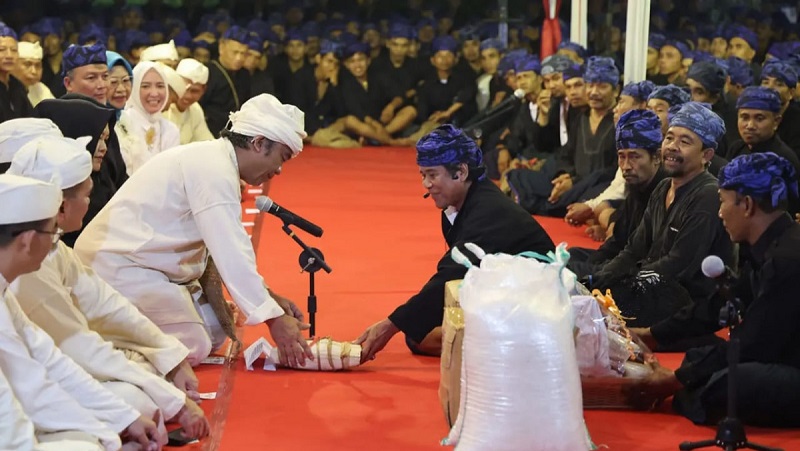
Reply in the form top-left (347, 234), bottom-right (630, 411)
top-left (0, 117), bottom-right (63, 172)
top-left (164, 58), bottom-right (215, 144)
top-left (116, 61), bottom-right (180, 176)
top-left (7, 136), bottom-right (210, 442)
top-left (11, 41), bottom-right (54, 107)
top-left (0, 174), bottom-right (161, 451)
top-left (75, 94), bottom-right (315, 367)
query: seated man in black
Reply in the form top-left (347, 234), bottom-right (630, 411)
top-left (354, 125), bottom-right (554, 360)
top-left (760, 60), bottom-right (800, 154)
top-left (588, 102), bottom-right (734, 327)
top-left (568, 109), bottom-right (667, 278)
top-left (685, 61), bottom-right (739, 159)
top-left (632, 153), bottom-right (800, 428)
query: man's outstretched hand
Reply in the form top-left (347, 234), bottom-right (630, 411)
top-left (266, 314), bottom-right (314, 367)
top-left (354, 319), bottom-right (400, 363)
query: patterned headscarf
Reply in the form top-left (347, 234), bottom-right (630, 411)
top-left (728, 24), bottom-right (758, 51)
top-left (62, 42), bottom-right (107, 76)
top-left (0, 23), bottom-right (17, 40)
top-left (416, 125), bottom-right (484, 179)
top-left (687, 61), bottom-right (728, 94)
top-left (515, 55), bottom-right (541, 74)
top-left (432, 36), bottom-right (458, 54)
top-left (668, 101), bottom-right (726, 150)
top-left (541, 54), bottom-right (573, 76)
top-left (558, 41), bottom-right (587, 60)
top-left (615, 109), bottom-right (663, 154)
top-left (761, 60), bottom-right (799, 88)
top-left (736, 86), bottom-right (782, 113)
top-left (726, 57), bottom-right (754, 87)
top-left (222, 25), bottom-right (249, 44)
top-left (648, 84), bottom-right (691, 107)
top-left (719, 152), bottom-right (798, 208)
top-left (583, 56), bottom-right (619, 85)
top-left (621, 80), bottom-right (656, 103)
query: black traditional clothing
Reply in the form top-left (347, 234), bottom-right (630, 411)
top-left (415, 71), bottom-right (477, 126)
top-left (778, 101), bottom-right (800, 155)
top-left (337, 70), bottom-right (397, 121)
top-left (285, 72), bottom-right (344, 135)
top-left (0, 75), bottom-right (34, 124)
top-left (200, 60), bottom-right (251, 136)
top-left (388, 179), bottom-right (554, 343)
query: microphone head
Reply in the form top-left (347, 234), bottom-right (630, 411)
top-left (513, 88), bottom-right (526, 99)
top-left (701, 255), bottom-right (725, 278)
top-left (255, 195), bottom-right (273, 211)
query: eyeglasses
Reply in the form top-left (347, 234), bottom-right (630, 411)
top-left (12, 227), bottom-right (64, 246)
top-left (108, 76), bottom-right (132, 89)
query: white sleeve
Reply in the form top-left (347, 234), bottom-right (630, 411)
top-left (0, 367), bottom-right (36, 451)
top-left (584, 167), bottom-right (626, 209)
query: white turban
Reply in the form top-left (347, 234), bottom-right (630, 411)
top-left (176, 58), bottom-right (209, 85)
top-left (0, 174), bottom-right (62, 225)
top-left (8, 136), bottom-right (93, 189)
top-left (140, 40), bottom-right (179, 63)
top-left (18, 41), bottom-right (43, 60)
top-left (159, 63), bottom-right (188, 98)
top-left (228, 94), bottom-right (307, 155)
top-left (0, 118), bottom-right (63, 163)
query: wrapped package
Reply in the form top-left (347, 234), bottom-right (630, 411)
top-left (443, 244), bottom-right (590, 450)
top-left (244, 337), bottom-right (361, 371)
top-left (572, 296), bottom-right (614, 377)
top-left (439, 281), bottom-right (465, 428)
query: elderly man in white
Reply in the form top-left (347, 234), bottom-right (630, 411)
top-left (0, 174), bottom-right (160, 451)
top-left (12, 41), bottom-right (54, 107)
top-left (164, 58), bottom-right (215, 144)
top-left (75, 94), bottom-right (314, 367)
top-left (7, 135), bottom-right (210, 443)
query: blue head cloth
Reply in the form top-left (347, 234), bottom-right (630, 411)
top-left (285, 29), bottom-right (307, 44)
top-left (192, 40), bottom-right (210, 51)
top-left (514, 55), bottom-right (541, 74)
top-left (116, 30), bottom-right (149, 54)
top-left (173, 30), bottom-right (192, 48)
top-left (336, 32), bottom-right (359, 46)
top-left (697, 24), bottom-right (715, 40)
top-left (497, 49), bottom-right (528, 74)
top-left (302, 22), bottom-right (320, 38)
top-left (78, 24), bottom-right (106, 46)
top-left (761, 60), bottom-right (799, 88)
top-left (662, 39), bottom-right (690, 58)
top-left (563, 63), bottom-right (583, 81)
top-left (692, 51), bottom-right (716, 64)
top-left (62, 42), bottom-right (107, 76)
top-left (621, 80), bottom-right (656, 103)
top-left (388, 23), bottom-right (413, 40)
top-left (246, 33), bottom-right (264, 52)
top-left (432, 36), bottom-right (458, 54)
top-left (479, 37), bottom-right (504, 52)
top-left (727, 57), bottom-right (754, 86)
top-left (319, 39), bottom-right (342, 57)
top-left (247, 19), bottom-right (269, 36)
top-left (342, 41), bottom-right (369, 59)
top-left (416, 125), bottom-right (484, 177)
top-left (583, 56), bottom-right (619, 85)
top-left (713, 25), bottom-right (729, 40)
top-left (458, 24), bottom-right (481, 42)
top-left (687, 61), bottom-right (728, 94)
top-left (649, 33), bottom-right (666, 50)
top-left (223, 25), bottom-right (249, 44)
top-left (719, 152), bottom-right (798, 208)
top-left (616, 108), bottom-right (663, 154)
top-left (417, 18), bottom-right (436, 30)
top-left (668, 101), bottom-right (726, 150)
top-left (558, 41), bottom-right (587, 60)
top-left (648, 84), bottom-right (691, 107)
top-left (767, 42), bottom-right (791, 60)
top-left (194, 20), bottom-right (218, 38)
top-left (0, 23), bottom-right (17, 40)
top-left (736, 86), bottom-right (783, 113)
top-left (728, 24), bottom-right (758, 51)
top-left (33, 17), bottom-right (62, 37)
top-left (541, 54), bottom-right (573, 76)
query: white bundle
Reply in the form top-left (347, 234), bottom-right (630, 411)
top-left (244, 337), bottom-right (361, 371)
top-left (443, 245), bottom-right (589, 450)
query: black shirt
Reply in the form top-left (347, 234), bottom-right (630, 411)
top-left (249, 69), bottom-right (275, 98)
top-left (778, 102), bottom-right (800, 156)
top-left (337, 70), bottom-right (397, 121)
top-left (502, 101), bottom-right (557, 159)
top-left (200, 60), bottom-right (251, 137)
top-left (556, 109), bottom-right (616, 183)
top-left (415, 70), bottom-right (477, 125)
top-left (0, 75), bottom-right (34, 124)
top-left (368, 54), bottom-right (426, 100)
top-left (595, 171), bottom-right (734, 302)
top-left (712, 96), bottom-right (739, 160)
top-left (285, 71), bottom-right (344, 135)
top-left (388, 179), bottom-right (555, 342)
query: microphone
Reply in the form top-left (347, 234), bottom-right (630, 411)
top-left (462, 89), bottom-right (526, 139)
top-left (423, 192), bottom-right (431, 198)
top-left (255, 196), bottom-right (324, 237)
top-left (702, 255), bottom-right (739, 309)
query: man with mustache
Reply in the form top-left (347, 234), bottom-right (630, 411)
top-left (587, 102), bottom-right (733, 329)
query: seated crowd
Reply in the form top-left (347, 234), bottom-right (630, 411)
top-left (0, 1), bottom-right (799, 448)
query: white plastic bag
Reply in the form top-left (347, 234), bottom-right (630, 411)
top-left (443, 243), bottom-right (590, 451)
top-left (571, 295), bottom-right (614, 377)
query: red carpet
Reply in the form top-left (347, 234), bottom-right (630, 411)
top-left (184, 146), bottom-right (798, 451)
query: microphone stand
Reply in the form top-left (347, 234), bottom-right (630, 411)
top-left (678, 281), bottom-right (781, 451)
top-left (280, 223), bottom-right (331, 338)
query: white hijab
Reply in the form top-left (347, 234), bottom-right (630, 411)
top-left (124, 61), bottom-right (170, 126)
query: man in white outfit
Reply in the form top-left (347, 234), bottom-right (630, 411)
top-left (7, 135), bottom-right (210, 442)
top-left (75, 94), bottom-right (315, 367)
top-left (0, 174), bottom-right (160, 451)
top-left (164, 58), bottom-right (215, 144)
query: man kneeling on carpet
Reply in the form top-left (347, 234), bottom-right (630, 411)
top-left (354, 124), bottom-right (555, 361)
top-left (630, 153), bottom-right (800, 428)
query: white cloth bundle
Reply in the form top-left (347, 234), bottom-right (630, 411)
top-left (244, 337), bottom-right (361, 371)
top-left (443, 243), bottom-right (590, 450)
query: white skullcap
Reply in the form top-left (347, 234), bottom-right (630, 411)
top-left (159, 63), bottom-right (188, 98)
top-left (0, 118), bottom-right (63, 163)
top-left (140, 40), bottom-right (179, 63)
top-left (228, 94), bottom-right (307, 155)
top-left (18, 41), bottom-right (43, 60)
top-left (8, 135), bottom-right (93, 189)
top-left (176, 58), bottom-right (209, 85)
top-left (0, 174), bottom-right (62, 225)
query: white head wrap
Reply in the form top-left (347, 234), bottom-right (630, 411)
top-left (8, 135), bottom-right (93, 189)
top-left (126, 61), bottom-right (169, 124)
top-left (140, 40), bottom-right (179, 63)
top-left (0, 118), bottom-right (63, 163)
top-left (176, 58), bottom-right (209, 85)
top-left (0, 174), bottom-right (62, 225)
top-left (18, 41), bottom-right (43, 60)
top-left (228, 94), bottom-right (307, 155)
top-left (159, 63), bottom-right (188, 98)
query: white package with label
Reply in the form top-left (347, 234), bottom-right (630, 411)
top-left (443, 244), bottom-right (589, 450)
